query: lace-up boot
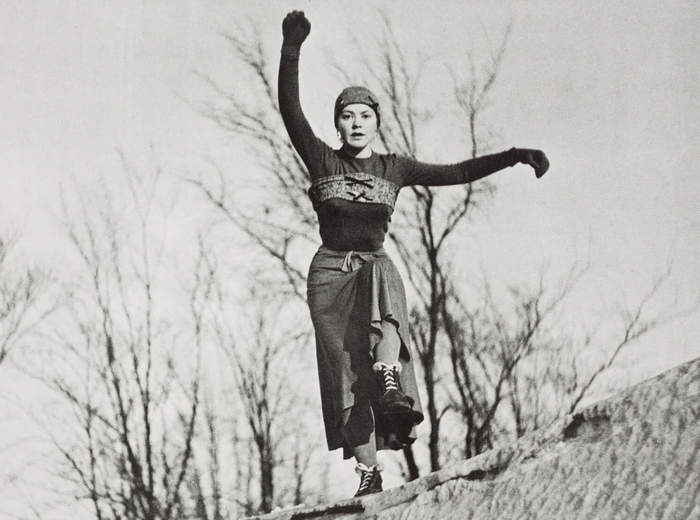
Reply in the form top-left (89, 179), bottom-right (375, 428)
top-left (373, 362), bottom-right (412, 413)
top-left (353, 462), bottom-right (383, 497)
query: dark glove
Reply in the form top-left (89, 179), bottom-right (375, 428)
top-left (282, 10), bottom-right (310, 47)
top-left (516, 148), bottom-right (550, 178)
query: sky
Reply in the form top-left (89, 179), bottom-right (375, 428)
top-left (1, 0), bottom-right (699, 516)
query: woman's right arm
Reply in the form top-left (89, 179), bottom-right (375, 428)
top-left (278, 11), bottom-right (322, 171)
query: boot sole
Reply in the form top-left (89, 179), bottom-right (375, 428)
top-left (382, 408), bottom-right (422, 431)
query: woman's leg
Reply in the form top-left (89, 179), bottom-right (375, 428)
top-left (375, 320), bottom-right (401, 363)
top-left (341, 404), bottom-right (377, 465)
top-left (342, 404), bottom-right (383, 496)
top-left (349, 435), bottom-right (377, 467)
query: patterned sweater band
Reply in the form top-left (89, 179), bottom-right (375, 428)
top-left (308, 174), bottom-right (401, 208)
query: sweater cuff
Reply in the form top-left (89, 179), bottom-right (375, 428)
top-left (281, 44), bottom-right (301, 59)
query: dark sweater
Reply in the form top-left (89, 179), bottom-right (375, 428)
top-left (278, 49), bottom-right (518, 251)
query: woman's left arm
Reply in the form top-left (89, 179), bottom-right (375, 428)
top-left (401, 148), bottom-right (550, 187)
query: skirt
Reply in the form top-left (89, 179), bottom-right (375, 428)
top-left (307, 246), bottom-right (424, 458)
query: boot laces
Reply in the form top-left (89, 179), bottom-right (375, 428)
top-left (382, 365), bottom-right (399, 392)
top-left (355, 463), bottom-right (380, 494)
top-left (358, 469), bottom-right (374, 493)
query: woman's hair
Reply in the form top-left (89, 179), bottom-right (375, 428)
top-left (334, 86), bottom-right (380, 128)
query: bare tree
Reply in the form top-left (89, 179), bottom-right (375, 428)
top-left (147, 228), bottom-right (323, 516)
top-left (190, 20), bottom-right (318, 302)
top-left (332, 14), bottom-right (511, 474)
top-left (441, 268), bottom-right (581, 457)
top-left (0, 230), bottom-right (52, 365)
top-left (440, 260), bottom-right (689, 464)
top-left (191, 13), bottom-right (511, 480)
top-left (199, 246), bottom-right (321, 514)
top-left (188, 22), bottom-right (330, 512)
top-left (43, 163), bottom-right (209, 520)
top-left (192, 11), bottom-right (689, 498)
top-left (329, 14), bottom-right (680, 472)
top-left (563, 266), bottom-right (685, 414)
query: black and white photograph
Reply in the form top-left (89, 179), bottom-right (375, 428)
top-left (1, 1), bottom-right (698, 518)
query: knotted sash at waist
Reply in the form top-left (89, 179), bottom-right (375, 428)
top-left (340, 249), bottom-right (384, 272)
top-left (309, 246), bottom-right (388, 278)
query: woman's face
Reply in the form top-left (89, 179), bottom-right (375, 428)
top-left (336, 103), bottom-right (378, 151)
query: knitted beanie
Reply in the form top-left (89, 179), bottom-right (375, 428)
top-left (334, 86), bottom-right (380, 128)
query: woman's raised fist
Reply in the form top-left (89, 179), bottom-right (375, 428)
top-left (282, 10), bottom-right (310, 47)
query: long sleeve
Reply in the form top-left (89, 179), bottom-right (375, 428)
top-left (399, 148), bottom-right (520, 187)
top-left (278, 46), bottom-right (325, 174)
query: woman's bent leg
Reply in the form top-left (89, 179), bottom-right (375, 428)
top-left (374, 320), bottom-right (401, 363)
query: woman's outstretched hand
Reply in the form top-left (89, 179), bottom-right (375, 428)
top-left (282, 10), bottom-right (311, 47)
top-left (517, 148), bottom-right (550, 178)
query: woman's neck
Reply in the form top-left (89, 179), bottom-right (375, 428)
top-left (341, 143), bottom-right (373, 159)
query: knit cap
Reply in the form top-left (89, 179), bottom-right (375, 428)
top-left (334, 86), bottom-right (380, 128)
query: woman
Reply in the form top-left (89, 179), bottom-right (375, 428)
top-left (278, 10), bottom-right (549, 497)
